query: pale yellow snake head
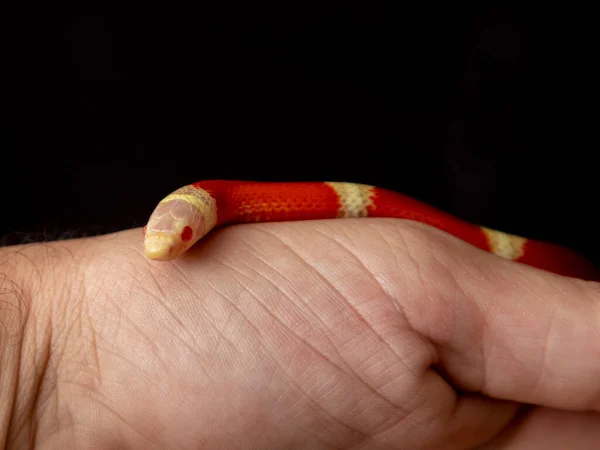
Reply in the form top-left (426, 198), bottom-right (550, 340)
top-left (143, 185), bottom-right (218, 261)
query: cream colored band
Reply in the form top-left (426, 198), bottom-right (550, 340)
top-left (160, 193), bottom-right (207, 212)
top-left (325, 182), bottom-right (375, 218)
top-left (481, 227), bottom-right (526, 260)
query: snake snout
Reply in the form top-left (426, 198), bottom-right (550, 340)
top-left (144, 231), bottom-right (180, 260)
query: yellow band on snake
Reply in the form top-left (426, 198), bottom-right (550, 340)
top-left (160, 193), bottom-right (210, 213)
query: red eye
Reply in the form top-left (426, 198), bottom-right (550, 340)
top-left (181, 226), bottom-right (193, 242)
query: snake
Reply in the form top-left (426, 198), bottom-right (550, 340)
top-left (142, 180), bottom-right (599, 281)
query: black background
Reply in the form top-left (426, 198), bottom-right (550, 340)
top-left (2, 6), bottom-right (596, 264)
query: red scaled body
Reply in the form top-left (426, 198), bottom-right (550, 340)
top-left (143, 180), bottom-right (599, 281)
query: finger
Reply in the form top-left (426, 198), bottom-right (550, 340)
top-left (372, 219), bottom-right (600, 412)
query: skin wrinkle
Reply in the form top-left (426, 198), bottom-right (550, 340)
top-left (164, 261), bottom-right (200, 301)
top-left (215, 248), bottom-right (302, 310)
top-left (209, 253), bottom-right (382, 436)
top-left (215, 241), bottom-right (361, 381)
top-left (486, 281), bottom-right (552, 402)
top-left (141, 270), bottom-right (222, 382)
top-left (480, 318), bottom-right (502, 401)
top-left (546, 298), bottom-right (600, 411)
top-left (443, 262), bottom-right (503, 398)
top-left (30, 329), bottom-right (55, 426)
top-left (199, 258), bottom-right (329, 381)
top-left (305, 225), bottom-right (439, 418)
top-left (257, 228), bottom-right (394, 356)
top-left (146, 267), bottom-right (198, 342)
top-left (426, 251), bottom-right (468, 345)
top-left (146, 266), bottom-right (236, 378)
top-left (404, 255), bottom-right (429, 318)
top-left (217, 256), bottom-right (331, 345)
top-left (346, 389), bottom-right (415, 442)
top-left (52, 280), bottom-right (101, 404)
top-left (314, 375), bottom-right (378, 448)
top-left (231, 230), bottom-right (371, 368)
top-left (43, 247), bottom-right (88, 366)
top-left (79, 259), bottom-right (223, 447)
top-left (203, 302), bottom-right (249, 380)
top-left (175, 262), bottom-right (284, 387)
top-left (245, 226), bottom-right (443, 439)
top-left (86, 344), bottom-right (152, 385)
top-left (92, 253), bottom-right (214, 391)
top-left (359, 223), bottom-right (413, 286)
top-left (360, 227), bottom-right (446, 392)
top-left (35, 284), bottom-right (80, 444)
top-left (356, 355), bottom-right (416, 414)
top-left (298, 367), bottom-right (368, 437)
top-left (308, 229), bottom-right (441, 382)
top-left (337, 227), bottom-right (508, 441)
top-left (270, 346), bottom-right (373, 445)
top-left (306, 227), bottom-right (427, 363)
top-left (307, 226), bottom-right (416, 331)
top-left (310, 226), bottom-right (389, 297)
top-left (106, 280), bottom-right (153, 370)
top-left (1, 246), bottom-right (57, 448)
top-left (370, 227), bottom-right (445, 330)
top-left (240, 239), bottom-right (350, 328)
top-left (197, 235), bottom-right (405, 446)
top-left (457, 302), bottom-right (488, 395)
top-left (114, 306), bottom-right (170, 377)
top-left (77, 280), bottom-right (101, 386)
top-left (256, 227), bottom-right (381, 338)
top-left (162, 275), bottom-right (258, 385)
top-left (529, 305), bottom-right (557, 405)
top-left (281, 378), bottom-right (370, 450)
top-left (79, 393), bottom-right (159, 448)
top-left (395, 230), bottom-right (491, 395)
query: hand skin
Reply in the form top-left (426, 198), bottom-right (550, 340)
top-left (1, 219), bottom-right (600, 449)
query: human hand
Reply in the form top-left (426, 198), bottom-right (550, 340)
top-left (2, 219), bottom-right (599, 448)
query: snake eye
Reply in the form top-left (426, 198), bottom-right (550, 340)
top-left (181, 226), bottom-right (193, 243)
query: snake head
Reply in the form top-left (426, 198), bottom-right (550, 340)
top-left (143, 186), bottom-right (218, 261)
